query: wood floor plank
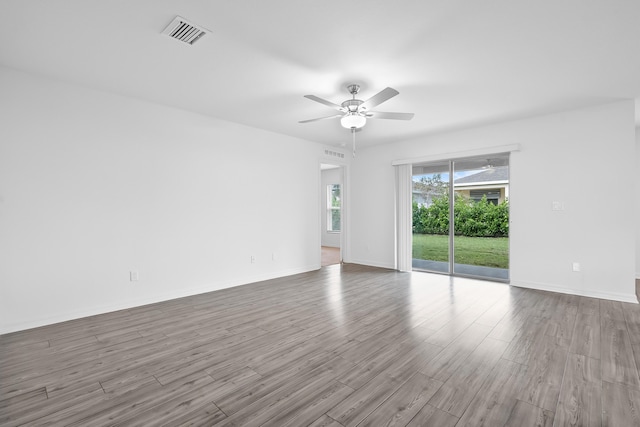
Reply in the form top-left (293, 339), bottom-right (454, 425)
top-left (555, 353), bottom-right (601, 427)
top-left (456, 358), bottom-right (527, 426)
top-left (248, 331), bottom-right (350, 377)
top-left (46, 378), bottom-right (105, 401)
top-left (202, 366), bottom-right (262, 402)
top-left (0, 387), bottom-right (48, 418)
top-left (270, 380), bottom-right (354, 427)
top-left (405, 403), bottom-right (459, 427)
top-left (600, 317), bottom-right (640, 389)
top-left (428, 337), bottom-right (509, 416)
top-left (622, 302), bottom-right (640, 346)
top-left (569, 313), bottom-right (601, 359)
top-left (101, 374), bottom-right (162, 396)
top-left (111, 380), bottom-right (226, 427)
top-left (327, 371), bottom-right (412, 427)
top-left (214, 360), bottom-right (354, 427)
top-left (64, 372), bottom-right (215, 426)
top-left (600, 299), bottom-right (626, 322)
top-left (0, 385), bottom-right (46, 407)
top-left (474, 296), bottom-right (512, 327)
top-left (213, 355), bottom-right (353, 417)
top-left (357, 372), bottom-right (442, 427)
top-left (544, 306), bottom-right (576, 344)
top-left (577, 297), bottom-right (600, 315)
top-left (308, 414), bottom-right (344, 427)
top-left (487, 307), bottom-right (533, 343)
top-left (602, 380), bottom-right (640, 426)
top-left (159, 401), bottom-right (226, 427)
top-left (501, 315), bottom-right (547, 365)
top-left (419, 323), bottom-right (492, 381)
top-left (384, 341), bottom-right (444, 382)
top-left (0, 386), bottom-right (107, 426)
top-left (0, 332), bottom-right (169, 395)
top-left (516, 335), bottom-right (568, 411)
top-left (503, 399), bottom-right (554, 426)
top-left (337, 341), bottom-right (417, 389)
top-left (633, 344), bottom-right (640, 380)
top-left (1, 264), bottom-right (637, 425)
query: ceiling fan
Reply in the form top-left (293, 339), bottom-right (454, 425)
top-left (300, 84), bottom-right (414, 156)
top-left (299, 84), bottom-right (414, 130)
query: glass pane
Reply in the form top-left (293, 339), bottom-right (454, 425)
top-left (452, 156), bottom-right (509, 280)
top-left (330, 209), bottom-right (341, 231)
top-left (327, 184), bottom-right (341, 232)
top-left (412, 162), bottom-right (450, 273)
top-left (330, 184), bottom-right (341, 207)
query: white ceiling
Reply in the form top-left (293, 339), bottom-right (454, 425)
top-left (1, 1), bottom-right (639, 148)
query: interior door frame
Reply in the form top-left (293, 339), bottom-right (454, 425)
top-left (319, 160), bottom-right (350, 266)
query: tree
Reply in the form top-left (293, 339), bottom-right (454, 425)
top-left (413, 173), bottom-right (448, 208)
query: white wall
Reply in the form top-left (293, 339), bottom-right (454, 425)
top-left (0, 67), bottom-right (323, 334)
top-left (320, 167), bottom-right (342, 247)
top-left (351, 101), bottom-right (637, 302)
top-left (637, 128), bottom-right (640, 279)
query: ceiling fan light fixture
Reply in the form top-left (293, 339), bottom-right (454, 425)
top-left (341, 113), bottom-right (366, 129)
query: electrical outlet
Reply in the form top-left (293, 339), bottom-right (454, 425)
top-left (130, 271), bottom-right (139, 281)
top-left (272, 252), bottom-right (278, 261)
top-left (250, 255), bottom-right (255, 264)
top-left (572, 262), bottom-right (580, 272)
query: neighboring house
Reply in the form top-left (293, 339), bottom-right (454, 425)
top-left (413, 166), bottom-right (509, 206)
top-left (454, 166), bottom-right (509, 205)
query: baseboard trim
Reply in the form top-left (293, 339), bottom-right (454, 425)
top-left (0, 265), bottom-right (320, 335)
top-left (348, 258), bottom-right (396, 270)
top-left (511, 280), bottom-right (639, 304)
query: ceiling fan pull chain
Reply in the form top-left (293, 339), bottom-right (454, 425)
top-left (352, 128), bottom-right (356, 158)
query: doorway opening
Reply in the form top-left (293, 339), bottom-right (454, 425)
top-left (321, 163), bottom-right (343, 266)
top-left (412, 154), bottom-right (509, 281)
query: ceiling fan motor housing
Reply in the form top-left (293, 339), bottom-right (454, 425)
top-left (341, 99), bottom-right (364, 113)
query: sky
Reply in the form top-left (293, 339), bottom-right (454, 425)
top-left (413, 170), bottom-right (479, 183)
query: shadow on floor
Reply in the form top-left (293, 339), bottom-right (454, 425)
top-left (412, 258), bottom-right (509, 281)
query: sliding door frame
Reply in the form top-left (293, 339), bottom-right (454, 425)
top-left (394, 144), bottom-right (519, 280)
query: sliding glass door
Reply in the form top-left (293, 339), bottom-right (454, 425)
top-left (412, 155), bottom-right (509, 281)
top-left (411, 162), bottom-right (451, 274)
top-left (452, 157), bottom-right (509, 280)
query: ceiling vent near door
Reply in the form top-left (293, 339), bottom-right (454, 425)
top-left (162, 16), bottom-right (209, 45)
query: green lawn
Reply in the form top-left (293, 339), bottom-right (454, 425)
top-left (412, 234), bottom-right (509, 269)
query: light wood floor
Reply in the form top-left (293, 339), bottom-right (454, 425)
top-left (321, 246), bottom-right (340, 267)
top-left (1, 265), bottom-right (639, 426)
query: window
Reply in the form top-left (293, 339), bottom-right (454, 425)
top-left (470, 189), bottom-right (500, 205)
top-left (327, 184), bottom-right (341, 232)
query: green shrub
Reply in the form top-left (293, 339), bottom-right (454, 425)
top-left (413, 195), bottom-right (509, 237)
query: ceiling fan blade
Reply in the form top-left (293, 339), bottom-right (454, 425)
top-left (366, 111), bottom-right (415, 120)
top-left (299, 114), bottom-right (343, 124)
top-left (360, 87), bottom-right (399, 110)
top-left (304, 95), bottom-right (344, 111)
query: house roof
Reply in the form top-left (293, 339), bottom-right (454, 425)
top-left (455, 166), bottom-right (509, 185)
